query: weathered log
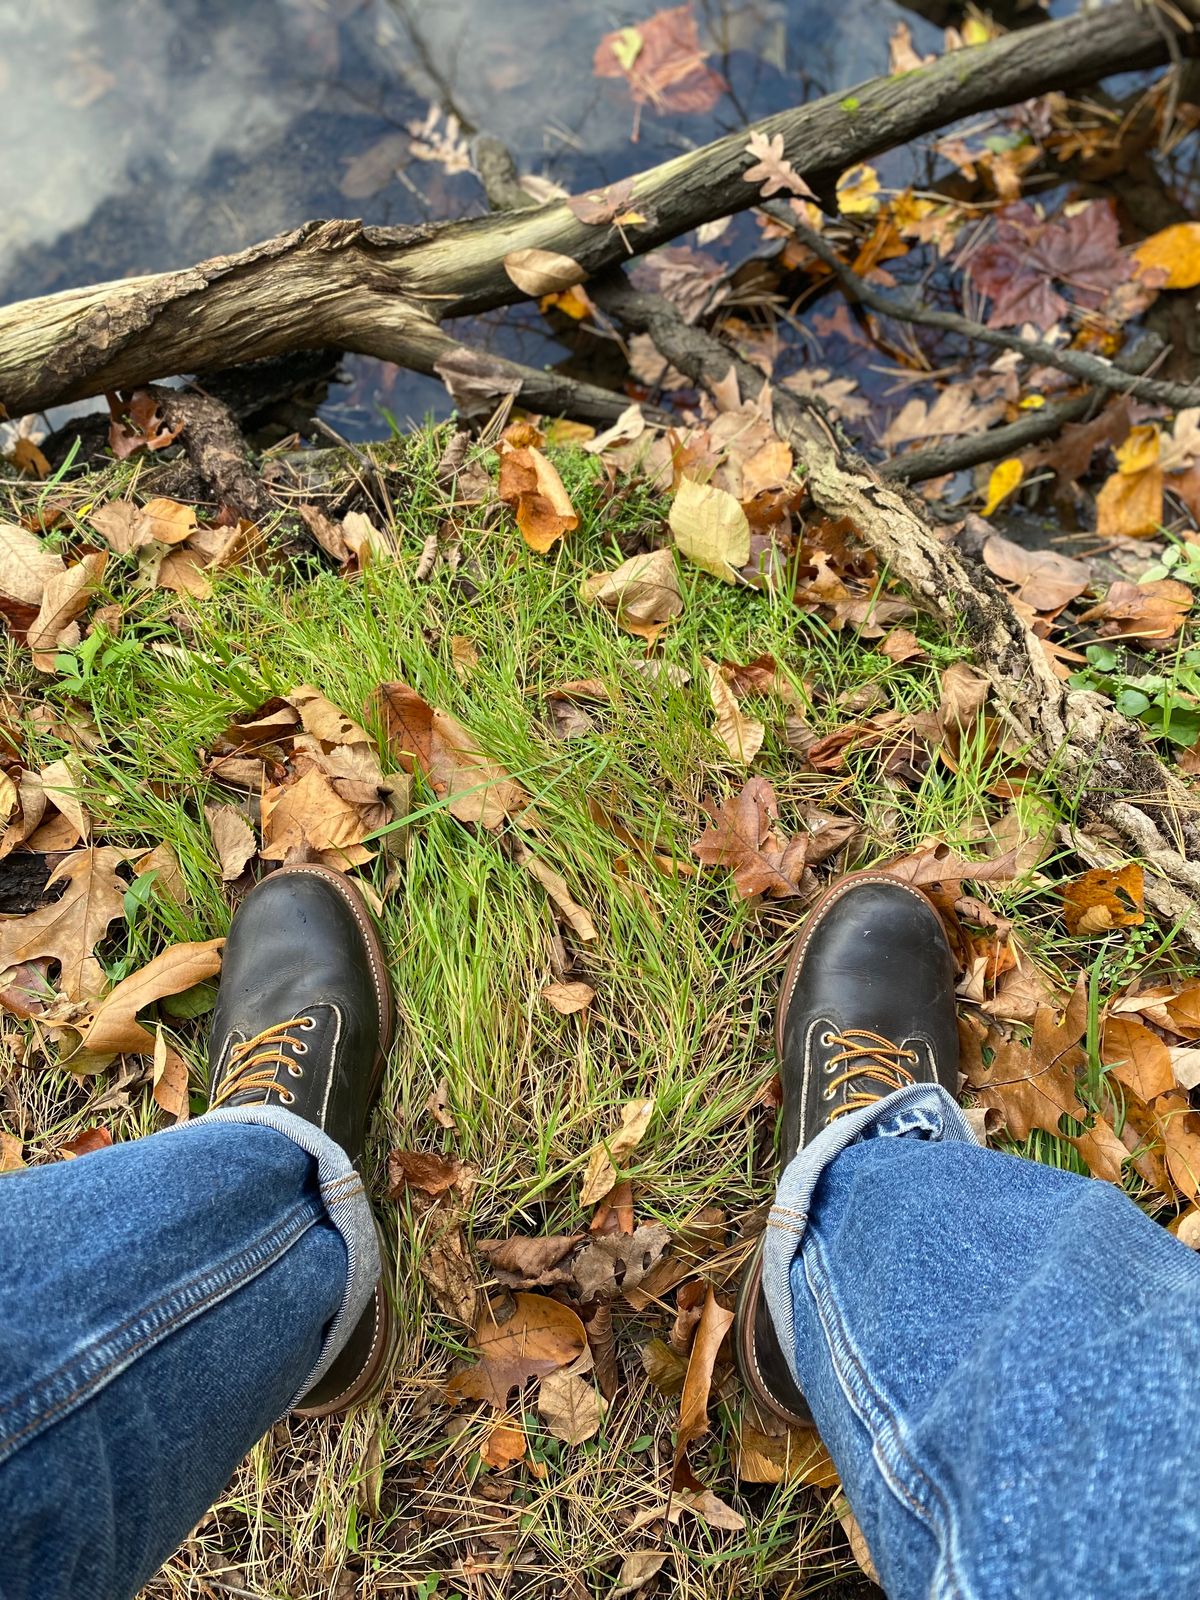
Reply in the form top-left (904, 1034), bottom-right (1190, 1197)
top-left (1, 0), bottom-right (1196, 421)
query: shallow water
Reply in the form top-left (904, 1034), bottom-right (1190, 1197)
top-left (0, 0), bottom-right (964, 437)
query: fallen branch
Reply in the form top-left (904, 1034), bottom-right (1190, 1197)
top-left (1, 0), bottom-right (1197, 420)
top-left (786, 214), bottom-right (1200, 412)
top-left (594, 273), bottom-right (1200, 950)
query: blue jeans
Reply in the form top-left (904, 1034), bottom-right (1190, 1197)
top-left (762, 1084), bottom-right (1200, 1599)
top-left (0, 1113), bottom-right (378, 1600)
top-left (3, 1096), bottom-right (1199, 1600)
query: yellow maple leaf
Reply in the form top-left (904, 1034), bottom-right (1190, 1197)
top-left (1096, 424), bottom-right (1163, 539)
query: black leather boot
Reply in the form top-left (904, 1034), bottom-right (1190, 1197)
top-left (735, 871), bottom-right (959, 1429)
top-left (208, 863), bottom-right (395, 1417)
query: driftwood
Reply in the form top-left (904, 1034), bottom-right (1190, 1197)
top-left (1, 0), bottom-right (1198, 421)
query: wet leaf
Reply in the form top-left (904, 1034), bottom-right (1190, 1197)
top-left (836, 163), bottom-right (881, 215)
top-left (982, 534), bottom-right (1090, 611)
top-left (982, 458), bottom-right (1024, 516)
top-left (503, 249), bottom-right (586, 297)
top-left (692, 777), bottom-right (808, 899)
top-left (1132, 221), bottom-right (1200, 290)
top-left (1061, 864), bottom-right (1144, 936)
top-left (378, 680), bottom-right (530, 831)
top-left (446, 1292), bottom-right (588, 1410)
top-left (0, 847), bottom-right (126, 1001)
top-left (593, 5), bottom-right (726, 117)
top-left (669, 477), bottom-right (750, 582)
top-left (537, 1369), bottom-right (607, 1444)
top-left (80, 939), bottom-right (225, 1054)
top-left (705, 660), bottom-right (764, 765)
top-left (581, 1098), bottom-right (655, 1206)
top-left (971, 200), bottom-right (1128, 330)
top-left (581, 548), bottom-right (683, 640)
top-left (497, 446), bottom-right (579, 553)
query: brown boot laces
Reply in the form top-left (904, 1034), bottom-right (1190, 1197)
top-left (823, 1028), bottom-right (918, 1121)
top-left (211, 1015), bottom-right (317, 1109)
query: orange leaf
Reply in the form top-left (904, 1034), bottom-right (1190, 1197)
top-left (497, 446), bottom-right (578, 552)
top-left (446, 1292), bottom-right (588, 1410)
top-left (376, 680), bottom-right (529, 831)
top-left (1061, 864), bottom-right (1144, 936)
top-left (672, 1287), bottom-right (733, 1493)
top-left (1101, 1016), bottom-right (1174, 1101)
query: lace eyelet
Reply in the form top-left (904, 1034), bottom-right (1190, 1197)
top-left (287, 1063), bottom-right (304, 1079)
top-left (291, 1040), bottom-right (308, 1055)
top-left (300, 1015), bottom-right (317, 1030)
top-left (822, 1086), bottom-right (835, 1102)
top-left (280, 1090), bottom-right (296, 1105)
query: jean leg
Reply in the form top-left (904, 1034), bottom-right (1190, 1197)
top-left (0, 1122), bottom-right (349, 1600)
top-left (764, 1091), bottom-right (1200, 1600)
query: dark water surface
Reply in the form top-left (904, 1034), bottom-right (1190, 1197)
top-left (0, 0), bottom-right (971, 437)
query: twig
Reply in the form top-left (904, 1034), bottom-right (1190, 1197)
top-left (783, 212), bottom-right (1200, 411)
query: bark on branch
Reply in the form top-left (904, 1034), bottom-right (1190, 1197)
top-left (2, 0), bottom-right (1197, 420)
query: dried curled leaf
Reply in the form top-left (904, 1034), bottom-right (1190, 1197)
top-left (1061, 863), bottom-right (1145, 936)
top-left (581, 1098), bottom-right (655, 1206)
top-left (581, 548), bottom-right (683, 640)
top-left (498, 445), bottom-right (579, 552)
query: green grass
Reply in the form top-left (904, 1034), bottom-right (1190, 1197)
top-left (1, 426), bottom-right (1190, 1598)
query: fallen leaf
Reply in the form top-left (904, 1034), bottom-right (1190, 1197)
top-left (9, 438), bottom-right (50, 479)
top-left (497, 445), bottom-right (579, 552)
top-left (612, 1551), bottom-right (669, 1598)
top-left (742, 130), bottom-right (814, 200)
top-left (1155, 1093), bottom-right (1200, 1201)
top-left (836, 163), bottom-right (881, 215)
top-left (0, 1132), bottom-right (25, 1171)
top-left (669, 476), bottom-right (750, 582)
top-left (80, 939), bottom-right (225, 1055)
top-left (417, 1200), bottom-right (480, 1326)
top-left (106, 391), bottom-right (184, 460)
top-left (581, 1098), bottom-right (655, 1206)
top-left (573, 1223), bottom-right (671, 1301)
top-left (0, 521), bottom-right (65, 639)
top-left (480, 1419), bottom-right (527, 1471)
top-left (537, 1368), bottom-right (607, 1444)
top-left (672, 1286), bottom-right (733, 1491)
top-left (433, 349), bottom-right (523, 415)
top-left (1061, 864), bottom-right (1144, 936)
top-left (581, 548), bottom-right (683, 640)
top-left (60, 1126), bottom-right (113, 1160)
top-left (514, 842), bottom-right (599, 941)
top-left (541, 981), bottom-right (596, 1014)
top-left (971, 200), bottom-right (1128, 330)
top-left (1101, 1016), bottom-right (1174, 1101)
top-left (377, 680), bottom-right (529, 831)
top-left (669, 1486), bottom-right (746, 1532)
top-left (705, 660), bottom-right (765, 765)
top-left (735, 1427), bottom-right (839, 1486)
top-left (27, 553), bottom-right (105, 668)
top-left (38, 758), bottom-right (89, 844)
top-left (0, 847), bottom-right (127, 1000)
top-left (982, 458), bottom-right (1024, 516)
top-left (478, 1235), bottom-right (582, 1289)
top-left (567, 178), bottom-right (639, 226)
top-left (260, 767), bottom-right (375, 868)
top-left (886, 840), bottom-right (1022, 889)
top-left (446, 1292), bottom-right (588, 1410)
top-left (387, 1150), bottom-right (471, 1198)
top-left (692, 777), bottom-right (808, 899)
top-left (1095, 424), bottom-right (1163, 539)
top-left (204, 803), bottom-right (257, 881)
top-left (1077, 579), bottom-right (1190, 640)
top-left (503, 249), bottom-right (586, 297)
top-left (837, 1500), bottom-right (881, 1586)
top-left (593, 5), bottom-right (726, 117)
top-left (1132, 221), bottom-right (1200, 290)
top-left (151, 1028), bottom-right (191, 1119)
top-left (982, 534), bottom-right (1090, 611)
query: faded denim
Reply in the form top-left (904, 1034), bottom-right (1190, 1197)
top-left (761, 1083), bottom-right (1200, 1599)
top-left (0, 1116), bottom-right (370, 1600)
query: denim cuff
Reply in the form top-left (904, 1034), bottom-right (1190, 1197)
top-left (167, 1107), bottom-right (380, 1403)
top-left (760, 1084), bottom-right (978, 1394)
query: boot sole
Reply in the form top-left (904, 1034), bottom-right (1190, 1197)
top-left (735, 869), bottom-right (938, 1430)
top-left (270, 864), bottom-right (397, 1419)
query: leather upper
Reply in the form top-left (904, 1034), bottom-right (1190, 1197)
top-left (208, 869), bottom-right (384, 1164)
